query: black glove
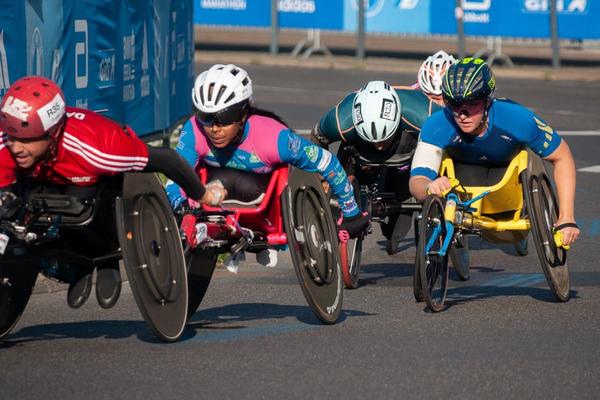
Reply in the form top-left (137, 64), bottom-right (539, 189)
top-left (0, 192), bottom-right (20, 220)
top-left (337, 211), bottom-right (370, 242)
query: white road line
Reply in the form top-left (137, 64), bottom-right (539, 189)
top-left (295, 129), bottom-right (600, 137)
top-left (560, 131), bottom-right (600, 136)
top-left (579, 165), bottom-right (600, 173)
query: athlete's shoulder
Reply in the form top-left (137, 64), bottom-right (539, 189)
top-left (419, 109), bottom-right (456, 145)
top-left (247, 114), bottom-right (288, 136)
top-left (64, 107), bottom-right (122, 142)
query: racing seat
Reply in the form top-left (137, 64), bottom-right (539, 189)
top-left (440, 151), bottom-right (529, 244)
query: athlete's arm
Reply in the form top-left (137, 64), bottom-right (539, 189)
top-left (543, 139), bottom-right (579, 245)
top-left (518, 112), bottom-right (579, 245)
top-left (409, 141), bottom-right (447, 201)
top-left (279, 131), bottom-right (359, 218)
top-left (144, 146), bottom-right (206, 202)
top-left (163, 121), bottom-right (204, 208)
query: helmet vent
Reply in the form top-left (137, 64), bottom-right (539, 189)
top-left (230, 68), bottom-right (239, 76)
top-left (242, 77), bottom-right (249, 86)
top-left (214, 86), bottom-right (226, 104)
top-left (33, 91), bottom-right (40, 97)
top-left (207, 83), bottom-right (215, 101)
top-left (199, 86), bottom-right (205, 104)
top-left (224, 92), bottom-right (235, 104)
top-left (21, 122), bottom-right (29, 128)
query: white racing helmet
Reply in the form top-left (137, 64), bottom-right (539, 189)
top-left (352, 81), bottom-right (401, 143)
top-left (418, 50), bottom-right (456, 96)
top-left (192, 64), bottom-right (253, 113)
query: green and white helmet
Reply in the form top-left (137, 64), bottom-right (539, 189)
top-left (352, 81), bottom-right (401, 143)
top-left (441, 57), bottom-right (496, 104)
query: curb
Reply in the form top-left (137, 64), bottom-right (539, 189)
top-left (196, 50), bottom-right (600, 82)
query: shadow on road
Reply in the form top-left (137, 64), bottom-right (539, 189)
top-left (442, 286), bottom-right (579, 311)
top-left (0, 319), bottom-right (158, 347)
top-left (188, 302), bottom-right (374, 329)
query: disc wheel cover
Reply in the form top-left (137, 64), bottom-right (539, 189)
top-left (282, 167), bottom-right (343, 324)
top-left (117, 173), bottom-right (188, 342)
top-left (418, 196), bottom-right (449, 312)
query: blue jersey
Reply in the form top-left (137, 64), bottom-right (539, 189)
top-left (166, 114), bottom-right (359, 217)
top-left (411, 98), bottom-right (562, 180)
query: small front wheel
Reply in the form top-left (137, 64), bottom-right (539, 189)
top-left (417, 195), bottom-right (450, 312)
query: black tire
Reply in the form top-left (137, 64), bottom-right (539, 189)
top-left (340, 236), bottom-right (363, 289)
top-left (524, 170), bottom-right (570, 302)
top-left (514, 237), bottom-right (529, 256)
top-left (417, 195), bottom-right (449, 312)
top-left (0, 261), bottom-right (38, 339)
top-left (340, 176), bottom-right (364, 289)
top-left (449, 235), bottom-right (470, 281)
top-left (282, 168), bottom-right (343, 324)
top-left (412, 212), bottom-right (424, 302)
top-left (186, 249), bottom-right (218, 321)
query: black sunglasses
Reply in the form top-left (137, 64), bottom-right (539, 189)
top-left (196, 104), bottom-right (247, 127)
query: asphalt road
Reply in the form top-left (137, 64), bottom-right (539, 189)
top-left (1, 64), bottom-right (599, 400)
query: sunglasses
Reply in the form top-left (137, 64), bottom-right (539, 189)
top-left (445, 98), bottom-right (486, 117)
top-left (196, 105), bottom-right (247, 127)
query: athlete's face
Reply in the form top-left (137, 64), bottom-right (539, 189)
top-left (6, 134), bottom-right (51, 168)
top-left (446, 98), bottom-right (487, 135)
top-left (373, 135), bottom-right (394, 151)
top-left (205, 120), bottom-right (244, 148)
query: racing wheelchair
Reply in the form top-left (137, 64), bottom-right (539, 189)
top-left (0, 173), bottom-right (189, 342)
top-left (415, 149), bottom-right (571, 312)
top-left (334, 145), bottom-right (469, 289)
top-left (179, 166), bottom-right (344, 324)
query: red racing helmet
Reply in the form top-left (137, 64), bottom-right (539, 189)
top-left (0, 76), bottom-right (66, 139)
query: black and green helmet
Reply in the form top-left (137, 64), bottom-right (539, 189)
top-left (441, 57), bottom-right (496, 104)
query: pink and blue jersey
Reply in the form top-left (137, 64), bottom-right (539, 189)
top-left (166, 114), bottom-right (359, 217)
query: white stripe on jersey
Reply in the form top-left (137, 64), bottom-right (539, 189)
top-left (63, 134), bottom-right (147, 169)
top-left (0, 132), bottom-right (6, 151)
top-left (63, 142), bottom-right (146, 172)
top-left (63, 132), bottom-right (148, 163)
top-left (316, 149), bottom-right (332, 171)
top-left (411, 141), bottom-right (443, 174)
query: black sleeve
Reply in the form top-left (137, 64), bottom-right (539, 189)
top-left (310, 122), bottom-right (331, 150)
top-left (143, 145), bottom-right (206, 200)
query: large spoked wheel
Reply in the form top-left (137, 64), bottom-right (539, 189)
top-left (340, 176), bottom-right (364, 289)
top-left (340, 235), bottom-right (363, 289)
top-left (282, 167), bottom-right (343, 324)
top-left (417, 195), bottom-right (450, 312)
top-left (117, 173), bottom-right (189, 342)
top-left (523, 167), bottom-right (570, 302)
top-left (186, 249), bottom-right (218, 321)
top-left (449, 235), bottom-right (470, 281)
top-left (0, 261), bottom-right (38, 339)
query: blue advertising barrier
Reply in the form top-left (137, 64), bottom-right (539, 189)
top-left (195, 0), bottom-right (344, 30)
top-left (195, 0), bottom-right (599, 40)
top-left (0, 0), bottom-right (193, 137)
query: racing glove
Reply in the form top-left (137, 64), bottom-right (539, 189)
top-left (337, 211), bottom-right (370, 242)
top-left (0, 192), bottom-right (19, 220)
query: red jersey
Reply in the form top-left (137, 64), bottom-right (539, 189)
top-left (0, 133), bottom-right (17, 188)
top-left (0, 107), bottom-right (148, 187)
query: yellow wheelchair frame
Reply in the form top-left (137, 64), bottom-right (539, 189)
top-left (415, 149), bottom-right (570, 312)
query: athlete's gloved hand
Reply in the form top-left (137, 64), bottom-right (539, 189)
top-left (337, 211), bottom-right (370, 242)
top-left (201, 179), bottom-right (228, 206)
top-left (0, 192), bottom-right (19, 220)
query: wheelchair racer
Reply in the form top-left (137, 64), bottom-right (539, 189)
top-left (0, 76), bottom-right (224, 310)
top-left (413, 50), bottom-right (457, 106)
top-left (311, 70), bottom-right (449, 254)
top-left (165, 64), bottom-right (370, 267)
top-left (409, 57), bottom-right (580, 246)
